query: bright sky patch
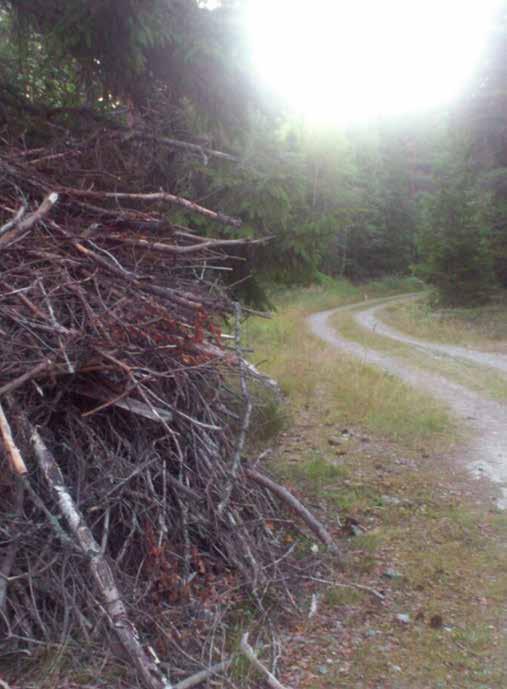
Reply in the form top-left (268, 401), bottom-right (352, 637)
top-left (245, 0), bottom-right (501, 125)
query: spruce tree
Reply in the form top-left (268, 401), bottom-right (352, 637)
top-left (417, 160), bottom-right (496, 306)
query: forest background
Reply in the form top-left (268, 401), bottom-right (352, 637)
top-left (1, 0), bottom-right (506, 307)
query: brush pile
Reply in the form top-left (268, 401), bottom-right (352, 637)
top-left (0, 115), bottom-right (336, 688)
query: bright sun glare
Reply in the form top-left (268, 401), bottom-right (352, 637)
top-left (245, 0), bottom-right (501, 125)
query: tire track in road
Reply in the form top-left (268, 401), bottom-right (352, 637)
top-left (308, 296), bottom-right (507, 508)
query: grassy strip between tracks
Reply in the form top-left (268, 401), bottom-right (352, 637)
top-left (332, 304), bottom-right (507, 402)
top-left (381, 294), bottom-right (507, 352)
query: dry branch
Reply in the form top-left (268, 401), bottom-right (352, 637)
top-left (174, 658), bottom-right (233, 689)
top-left (129, 132), bottom-right (240, 163)
top-left (0, 402), bottom-right (28, 475)
top-left (0, 192), bottom-right (58, 246)
top-left (75, 382), bottom-right (173, 422)
top-left (0, 480), bottom-right (24, 611)
top-left (107, 234), bottom-right (269, 255)
top-left (29, 424), bottom-right (172, 689)
top-left (65, 188), bottom-right (242, 227)
top-left (218, 302), bottom-right (252, 515)
top-left (239, 633), bottom-right (293, 689)
top-left (0, 203), bottom-right (26, 236)
top-left (0, 359), bottom-right (54, 398)
top-left (245, 467), bottom-right (338, 554)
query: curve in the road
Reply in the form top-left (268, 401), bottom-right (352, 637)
top-left (308, 296), bottom-right (507, 509)
top-left (357, 299), bottom-right (507, 374)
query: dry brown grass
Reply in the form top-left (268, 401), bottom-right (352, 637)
top-left (382, 295), bottom-right (507, 352)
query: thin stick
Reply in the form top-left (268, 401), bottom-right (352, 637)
top-left (107, 235), bottom-right (270, 254)
top-left (128, 132), bottom-right (240, 163)
top-left (0, 359), bottom-right (53, 398)
top-left (0, 203), bottom-right (26, 236)
top-left (239, 633), bottom-right (292, 689)
top-left (64, 188), bottom-right (241, 228)
top-left (0, 479), bottom-right (24, 610)
top-left (174, 658), bottom-right (233, 689)
top-left (245, 467), bottom-right (339, 555)
top-left (218, 302), bottom-right (252, 515)
top-left (302, 575), bottom-right (385, 602)
top-left (29, 425), bottom-right (172, 689)
top-left (0, 402), bottom-right (28, 475)
top-left (0, 192), bottom-right (58, 247)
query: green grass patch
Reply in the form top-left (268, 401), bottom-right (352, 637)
top-left (333, 305), bottom-right (507, 401)
top-left (247, 280), bottom-right (454, 452)
top-left (382, 293), bottom-right (507, 350)
top-left (263, 275), bottom-right (424, 316)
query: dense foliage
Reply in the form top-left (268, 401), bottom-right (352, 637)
top-left (0, 0), bottom-right (506, 301)
top-left (417, 157), bottom-right (497, 306)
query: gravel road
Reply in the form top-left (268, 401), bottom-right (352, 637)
top-left (308, 296), bottom-right (507, 508)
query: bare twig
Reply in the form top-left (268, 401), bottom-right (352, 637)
top-left (239, 633), bottom-right (293, 689)
top-left (174, 658), bottom-right (233, 689)
top-left (128, 132), bottom-right (240, 164)
top-left (0, 359), bottom-right (53, 398)
top-left (63, 188), bottom-right (242, 228)
top-left (107, 234), bottom-right (270, 254)
top-left (0, 401), bottom-right (28, 475)
top-left (29, 424), bottom-right (172, 689)
top-left (302, 575), bottom-right (385, 602)
top-left (0, 202), bottom-right (26, 236)
top-left (218, 302), bottom-right (252, 515)
top-left (0, 479), bottom-right (24, 610)
top-left (245, 467), bottom-right (339, 554)
top-left (0, 192), bottom-right (58, 246)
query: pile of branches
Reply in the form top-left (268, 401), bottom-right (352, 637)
top-left (0, 118), bottom-right (336, 688)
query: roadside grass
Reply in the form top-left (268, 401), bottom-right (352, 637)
top-left (265, 274), bottom-right (424, 314)
top-left (333, 305), bottom-right (507, 401)
top-left (303, 454), bottom-right (507, 688)
top-left (266, 403), bottom-right (507, 688)
top-left (382, 293), bottom-right (507, 352)
top-left (246, 278), bottom-right (453, 453)
top-left (245, 276), bottom-right (507, 689)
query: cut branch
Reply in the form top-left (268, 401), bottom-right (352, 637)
top-left (0, 401), bottom-right (28, 475)
top-left (218, 302), bottom-right (252, 515)
top-left (129, 132), bottom-right (240, 164)
top-left (239, 633), bottom-right (292, 689)
top-left (245, 467), bottom-right (338, 554)
top-left (0, 192), bottom-right (58, 247)
top-left (0, 359), bottom-right (54, 398)
top-left (107, 235), bottom-right (270, 255)
top-left (29, 424), bottom-right (172, 689)
top-left (75, 382), bottom-right (173, 422)
top-left (63, 188), bottom-right (242, 228)
top-left (174, 658), bottom-right (233, 689)
top-left (0, 203), bottom-right (26, 236)
top-left (0, 479), bottom-right (24, 611)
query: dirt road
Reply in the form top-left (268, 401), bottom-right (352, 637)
top-left (308, 296), bottom-right (507, 508)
